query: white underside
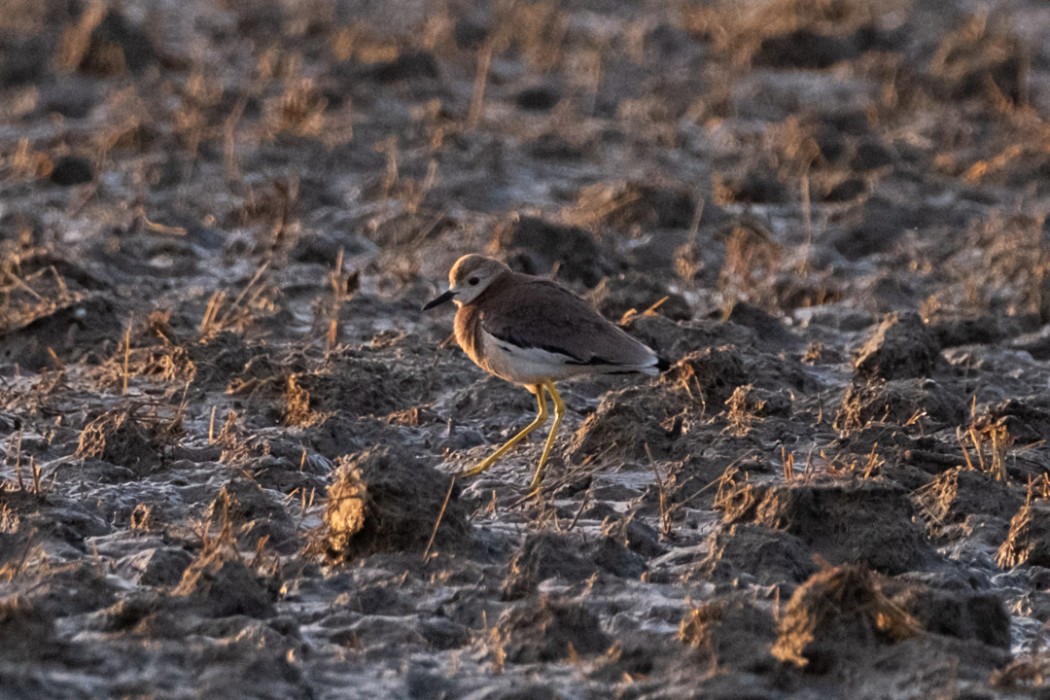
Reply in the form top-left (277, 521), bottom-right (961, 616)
top-left (479, 329), bottom-right (659, 385)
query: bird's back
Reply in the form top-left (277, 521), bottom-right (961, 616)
top-left (454, 271), bottom-right (662, 384)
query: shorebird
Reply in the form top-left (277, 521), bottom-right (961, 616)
top-left (423, 254), bottom-right (669, 491)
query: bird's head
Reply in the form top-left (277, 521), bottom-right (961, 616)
top-left (422, 255), bottom-right (510, 310)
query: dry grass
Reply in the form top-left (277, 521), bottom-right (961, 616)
top-left (282, 374), bottom-right (313, 426)
top-left (493, 2), bottom-right (567, 74)
top-left (992, 647), bottom-right (1050, 689)
top-left (267, 76), bottom-right (327, 138)
top-left (933, 212), bottom-right (1050, 320)
top-left (5, 139), bottom-right (53, 182)
top-left (194, 486), bottom-right (239, 557)
top-left (95, 311), bottom-right (197, 390)
top-left (680, 0), bottom-right (897, 67)
top-left (772, 563), bottom-right (919, 668)
top-left (713, 464), bottom-right (762, 522)
top-left (0, 250), bottom-right (81, 333)
top-left (323, 247), bottom-right (358, 351)
top-left (309, 457), bottom-right (367, 562)
top-left (995, 488), bottom-right (1049, 569)
top-left (1, 444), bottom-right (48, 498)
top-left (716, 222), bottom-right (781, 315)
top-left (645, 444), bottom-right (674, 537)
top-left (467, 39), bottom-right (494, 129)
top-left (959, 397), bottom-right (1014, 482)
top-left (199, 262), bottom-right (278, 340)
top-left (780, 447), bottom-right (796, 482)
top-left (56, 1), bottom-right (110, 73)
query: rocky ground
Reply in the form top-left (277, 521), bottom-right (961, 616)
top-left (3, 0), bottom-right (1050, 698)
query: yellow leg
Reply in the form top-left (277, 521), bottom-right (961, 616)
top-left (529, 381), bottom-right (565, 491)
top-left (460, 385), bottom-right (549, 479)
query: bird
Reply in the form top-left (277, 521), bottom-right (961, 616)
top-left (423, 254), bottom-right (669, 491)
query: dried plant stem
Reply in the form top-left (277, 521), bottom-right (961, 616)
top-left (468, 40), bottom-right (494, 129)
top-left (781, 445), bottom-right (795, 482)
top-left (327, 247), bottom-right (346, 352)
top-left (12, 429), bottom-right (24, 492)
top-left (122, 314), bottom-right (133, 395)
top-left (423, 476), bottom-right (456, 562)
top-left (798, 171), bottom-right (812, 275)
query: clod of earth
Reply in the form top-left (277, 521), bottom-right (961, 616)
top-left (835, 377), bottom-right (965, 434)
top-left (772, 564), bottom-right (919, 673)
top-left (853, 311), bottom-right (940, 381)
top-left (494, 596), bottom-right (610, 664)
top-left (491, 214), bottom-right (609, 287)
top-left (0, 596), bottom-right (58, 663)
top-left (75, 407), bottom-right (174, 474)
top-left (173, 547), bottom-right (275, 619)
top-left (569, 180), bottom-right (697, 232)
top-left (888, 583), bottom-right (1010, 649)
top-left (568, 384), bottom-right (689, 464)
top-left (588, 271), bottom-right (692, 322)
top-left (678, 594), bottom-right (778, 673)
top-left (500, 531), bottom-right (643, 599)
top-left (662, 346), bottom-right (749, 407)
top-left (310, 446), bottom-right (468, 562)
top-left (914, 466), bottom-right (1024, 540)
top-left (687, 523), bottom-right (817, 589)
top-left (725, 384), bottom-right (793, 435)
top-left (501, 532), bottom-right (597, 600)
top-left (720, 479), bottom-right (939, 574)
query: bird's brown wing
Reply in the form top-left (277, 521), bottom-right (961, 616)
top-left (478, 277), bottom-right (655, 368)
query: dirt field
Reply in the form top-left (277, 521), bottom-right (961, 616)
top-left (4, 0), bottom-right (1050, 697)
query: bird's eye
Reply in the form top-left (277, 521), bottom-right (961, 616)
top-left (468, 277), bottom-right (480, 286)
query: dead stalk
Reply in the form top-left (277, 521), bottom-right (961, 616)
top-left (646, 443), bottom-right (672, 537)
top-left (688, 196), bottom-right (706, 244)
top-left (327, 247), bottom-right (347, 352)
top-left (12, 429), bottom-right (24, 492)
top-left (968, 426), bottom-right (988, 473)
top-left (956, 426), bottom-right (976, 471)
top-left (468, 39), bottom-right (494, 129)
top-left (424, 476), bottom-right (457, 563)
top-left (797, 172), bottom-right (812, 274)
top-left (199, 261), bottom-right (271, 337)
top-left (122, 314), bottom-right (133, 395)
top-left (565, 487), bottom-right (591, 532)
top-left (861, 442), bottom-right (881, 479)
top-left (781, 445), bottom-right (795, 482)
top-left (223, 95), bottom-right (249, 179)
top-left (30, 457), bottom-right (42, 495)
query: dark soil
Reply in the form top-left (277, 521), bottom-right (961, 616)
top-left (3, 0), bottom-right (1050, 697)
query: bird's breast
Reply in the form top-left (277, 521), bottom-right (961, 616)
top-left (454, 304), bottom-right (485, 369)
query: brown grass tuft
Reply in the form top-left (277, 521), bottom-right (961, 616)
top-left (269, 77), bottom-right (328, 137)
top-left (717, 222), bottom-right (782, 314)
top-left (772, 563), bottom-right (919, 670)
top-left (992, 651), bottom-right (1050, 689)
top-left (996, 499), bottom-right (1050, 569)
top-left (713, 465), bottom-right (764, 522)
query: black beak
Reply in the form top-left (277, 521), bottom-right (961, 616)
top-left (422, 289), bottom-right (457, 311)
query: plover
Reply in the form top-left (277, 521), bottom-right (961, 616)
top-left (423, 254), bottom-right (669, 491)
